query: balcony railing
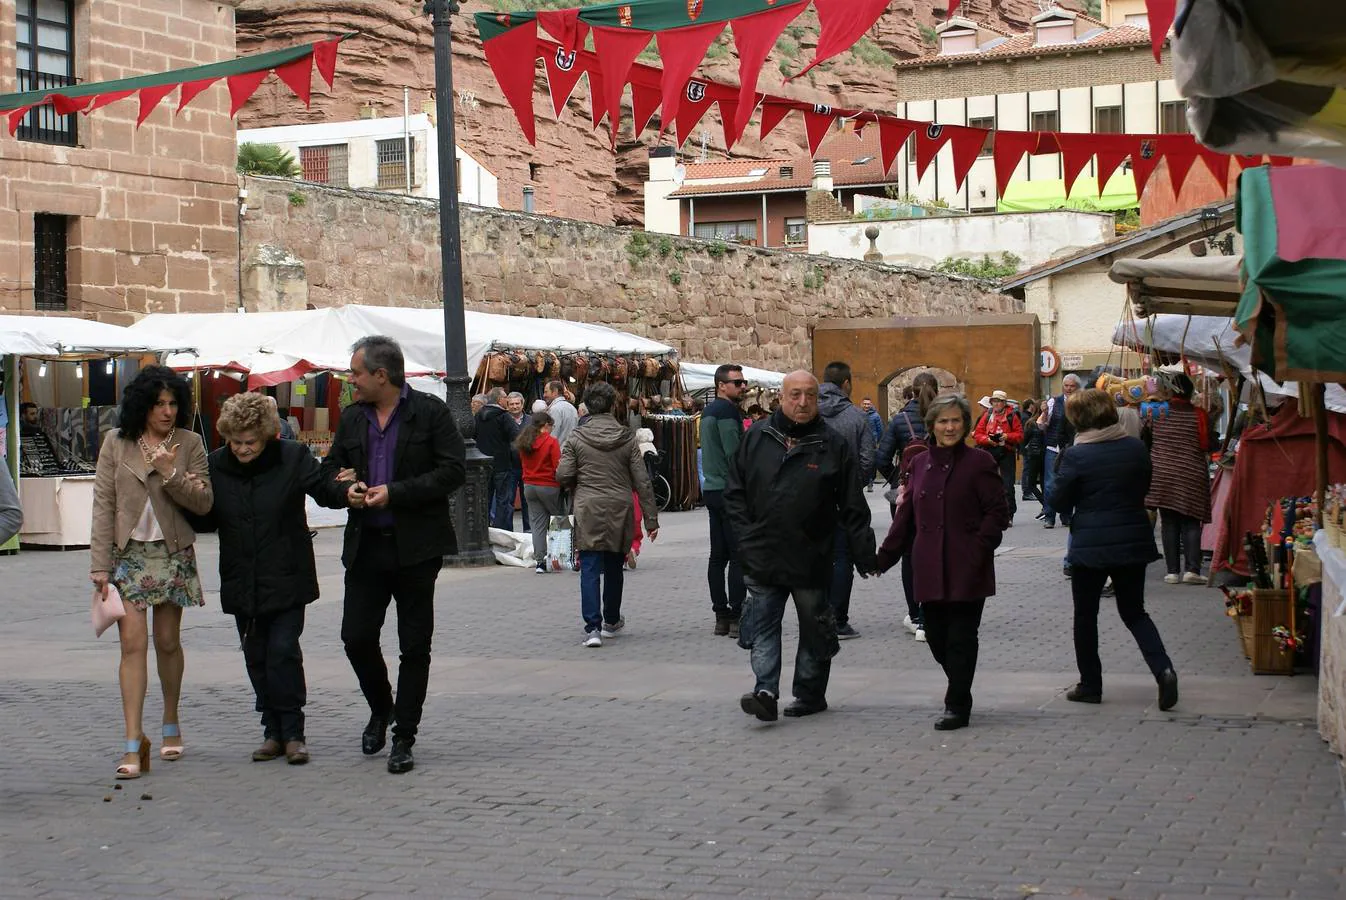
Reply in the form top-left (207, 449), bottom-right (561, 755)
top-left (16, 70), bottom-right (78, 146)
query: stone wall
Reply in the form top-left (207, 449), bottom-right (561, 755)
top-left (241, 175), bottom-right (1018, 371)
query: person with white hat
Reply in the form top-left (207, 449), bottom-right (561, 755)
top-left (973, 389), bottom-right (1023, 523)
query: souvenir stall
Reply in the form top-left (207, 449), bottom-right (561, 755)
top-left (0, 316), bottom-right (193, 550)
top-left (682, 362), bottom-right (785, 409)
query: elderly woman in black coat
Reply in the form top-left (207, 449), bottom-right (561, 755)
top-left (1049, 389), bottom-right (1178, 711)
top-left (191, 393), bottom-right (347, 763)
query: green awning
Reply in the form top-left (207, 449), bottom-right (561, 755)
top-left (996, 171), bottom-right (1138, 213)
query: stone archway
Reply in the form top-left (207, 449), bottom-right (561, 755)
top-left (812, 315), bottom-right (1040, 420)
top-left (880, 365), bottom-right (962, 420)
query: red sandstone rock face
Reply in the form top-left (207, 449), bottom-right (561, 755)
top-left (235, 0), bottom-right (1080, 227)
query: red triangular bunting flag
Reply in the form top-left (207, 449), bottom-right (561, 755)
top-left (537, 9), bottom-right (589, 54)
top-left (541, 42), bottom-right (589, 118)
top-left (1055, 133), bottom-right (1097, 198)
top-left (1093, 135), bottom-right (1133, 192)
top-left (631, 82), bottom-right (661, 139)
top-left (50, 94), bottom-right (92, 116)
top-left (1146, 0), bottom-right (1176, 62)
top-left (759, 101), bottom-right (795, 142)
top-left (176, 78), bottom-right (219, 113)
top-left (803, 107), bottom-right (837, 157)
top-left (228, 69), bottom-right (270, 117)
top-left (718, 97), bottom-right (745, 150)
top-left (674, 79), bottom-right (716, 147)
top-left (943, 124), bottom-right (989, 192)
top-left (136, 83), bottom-right (177, 126)
top-left (1159, 135), bottom-right (1200, 197)
top-left (587, 69), bottom-right (609, 131)
top-left (482, 21), bottom-right (540, 145)
top-left (590, 26), bottom-right (652, 139)
top-left (948, 0), bottom-right (963, 15)
top-left (88, 90), bottom-right (135, 112)
top-left (313, 38), bottom-right (341, 88)
top-left (877, 117), bottom-right (917, 175)
top-left (992, 131), bottom-right (1038, 199)
top-left (730, 2), bottom-right (805, 136)
top-left (1268, 155), bottom-right (1294, 167)
top-left (793, 0), bottom-right (890, 80)
top-left (913, 122), bottom-right (952, 180)
top-left (1129, 136), bottom-right (1164, 199)
top-left (1194, 144), bottom-right (1230, 188)
top-left (6, 106), bottom-right (33, 136)
top-left (1232, 154), bottom-right (1266, 172)
top-left (274, 53), bottom-right (315, 107)
top-left (655, 20), bottom-right (724, 126)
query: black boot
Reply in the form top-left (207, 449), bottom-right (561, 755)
top-left (361, 713), bottom-right (389, 756)
top-left (387, 738), bottom-right (414, 774)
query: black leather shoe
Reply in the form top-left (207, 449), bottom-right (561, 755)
top-left (387, 739), bottom-right (414, 774)
top-left (933, 710), bottom-right (969, 730)
top-left (739, 690), bottom-right (778, 722)
top-left (1066, 684), bottom-right (1102, 704)
top-left (1157, 668), bottom-right (1179, 712)
top-left (782, 698), bottom-right (827, 718)
top-left (361, 714), bottom-right (389, 756)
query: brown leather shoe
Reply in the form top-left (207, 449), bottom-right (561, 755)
top-left (284, 740), bottom-right (310, 765)
top-left (252, 738), bottom-right (282, 762)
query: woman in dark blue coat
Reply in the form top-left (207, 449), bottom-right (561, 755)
top-left (1049, 389), bottom-right (1178, 711)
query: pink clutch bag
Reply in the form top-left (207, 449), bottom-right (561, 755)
top-left (92, 583), bottom-right (126, 638)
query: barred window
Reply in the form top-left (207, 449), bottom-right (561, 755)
top-left (16, 0), bottom-right (77, 145)
top-left (34, 213), bottom-right (68, 311)
top-left (376, 137), bottom-right (416, 190)
top-left (300, 144), bottom-right (349, 187)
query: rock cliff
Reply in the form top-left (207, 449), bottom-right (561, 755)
top-left (235, 0), bottom-right (1082, 227)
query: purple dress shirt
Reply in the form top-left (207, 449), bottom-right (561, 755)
top-left (362, 384), bottom-right (410, 528)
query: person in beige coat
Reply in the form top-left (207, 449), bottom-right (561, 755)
top-left (556, 382), bottom-right (659, 647)
top-left (90, 366), bottom-right (212, 779)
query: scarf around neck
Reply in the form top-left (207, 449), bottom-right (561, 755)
top-left (1073, 423), bottom-right (1128, 445)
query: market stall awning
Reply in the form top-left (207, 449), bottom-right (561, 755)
top-left (681, 362), bottom-right (785, 393)
top-left (1236, 164), bottom-right (1346, 381)
top-left (997, 172), bottom-right (1138, 213)
top-left (0, 315), bottom-right (196, 358)
top-left (1111, 313), bottom-right (1250, 373)
top-left (1109, 255), bottom-right (1243, 318)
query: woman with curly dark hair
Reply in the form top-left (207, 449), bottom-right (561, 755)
top-left (90, 365), bottom-right (212, 779)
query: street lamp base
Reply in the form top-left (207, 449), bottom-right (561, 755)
top-left (444, 449), bottom-right (496, 568)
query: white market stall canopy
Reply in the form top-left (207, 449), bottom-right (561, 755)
top-left (0, 315), bottom-right (195, 358)
top-left (1111, 314), bottom-right (1251, 373)
top-left (682, 363), bottom-right (787, 393)
top-left (127, 306), bottom-right (676, 387)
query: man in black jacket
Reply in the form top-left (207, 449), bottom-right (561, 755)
top-left (323, 336), bottom-right (466, 774)
top-left (475, 387), bottom-right (520, 530)
top-left (725, 370), bottom-right (878, 722)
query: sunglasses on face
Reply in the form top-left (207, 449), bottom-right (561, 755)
top-left (719, 379), bottom-right (748, 387)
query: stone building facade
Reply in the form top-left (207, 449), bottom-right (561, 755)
top-left (0, 0), bottom-right (241, 321)
top-left (240, 175), bottom-right (1017, 372)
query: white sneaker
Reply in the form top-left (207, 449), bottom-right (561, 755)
top-left (1182, 572), bottom-right (1205, 585)
top-left (1163, 573), bottom-right (1181, 585)
top-left (583, 631), bottom-right (602, 648)
top-left (600, 617), bottom-right (625, 638)
top-left (914, 627), bottom-right (927, 643)
top-left (902, 615), bottom-right (918, 635)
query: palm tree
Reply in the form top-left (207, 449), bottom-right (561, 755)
top-left (236, 142), bottom-right (301, 177)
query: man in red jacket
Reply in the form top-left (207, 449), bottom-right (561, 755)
top-left (974, 390), bottom-right (1023, 523)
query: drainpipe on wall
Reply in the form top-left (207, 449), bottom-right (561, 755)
top-left (403, 87), bottom-right (412, 194)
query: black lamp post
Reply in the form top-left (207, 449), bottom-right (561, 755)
top-left (427, 0), bottom-right (494, 567)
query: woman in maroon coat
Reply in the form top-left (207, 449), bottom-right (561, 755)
top-left (877, 394), bottom-right (1010, 730)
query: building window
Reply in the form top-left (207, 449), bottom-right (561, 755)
top-left (299, 144), bottom-right (349, 187)
top-left (969, 116), bottom-right (995, 156)
top-left (15, 0), bottom-right (77, 146)
top-left (1160, 100), bottom-right (1189, 134)
top-left (905, 133), bottom-right (917, 161)
top-left (1124, 14), bottom-right (1149, 28)
top-left (529, 162), bottom-right (541, 181)
top-left (376, 137), bottom-right (416, 190)
top-left (693, 220), bottom-right (758, 244)
top-left (1030, 110), bottom-right (1059, 133)
top-left (33, 213), bottom-right (68, 312)
top-left (784, 217), bottom-right (807, 245)
top-left (1094, 105), bottom-right (1123, 134)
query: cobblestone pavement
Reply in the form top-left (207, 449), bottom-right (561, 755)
top-left (1, 491), bottom-right (1343, 899)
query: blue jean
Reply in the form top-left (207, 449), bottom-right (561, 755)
top-left (506, 467), bottom-right (528, 531)
top-left (1041, 449), bottom-right (1060, 525)
top-left (826, 527), bottom-right (855, 626)
top-left (739, 577), bottom-right (839, 703)
top-left (489, 469), bottom-right (513, 530)
top-left (579, 550), bottom-right (624, 632)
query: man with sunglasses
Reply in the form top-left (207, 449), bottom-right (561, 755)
top-left (700, 364), bottom-right (748, 637)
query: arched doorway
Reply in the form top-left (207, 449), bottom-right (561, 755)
top-left (881, 365), bottom-right (962, 419)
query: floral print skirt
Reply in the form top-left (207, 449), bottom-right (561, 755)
top-left (112, 540), bottom-right (205, 611)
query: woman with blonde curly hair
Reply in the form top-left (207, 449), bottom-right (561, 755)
top-left (191, 392), bottom-right (347, 764)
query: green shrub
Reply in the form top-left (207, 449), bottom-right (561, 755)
top-left (932, 253), bottom-right (1023, 280)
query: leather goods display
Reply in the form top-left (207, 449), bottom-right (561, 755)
top-left (642, 414), bottom-right (701, 512)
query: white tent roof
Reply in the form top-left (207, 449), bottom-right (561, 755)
top-left (1111, 314), bottom-right (1250, 372)
top-left (127, 306), bottom-right (675, 387)
top-left (0, 315), bottom-right (195, 357)
top-left (682, 362), bottom-right (787, 392)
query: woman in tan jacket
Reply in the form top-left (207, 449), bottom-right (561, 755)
top-left (91, 365), bottom-right (212, 779)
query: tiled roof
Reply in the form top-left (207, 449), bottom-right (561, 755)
top-left (894, 24), bottom-right (1155, 68)
top-left (669, 130), bottom-right (892, 198)
top-left (678, 159), bottom-right (781, 180)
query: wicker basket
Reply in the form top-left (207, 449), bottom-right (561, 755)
top-left (1235, 614), bottom-right (1253, 659)
top-left (1250, 589), bottom-right (1294, 675)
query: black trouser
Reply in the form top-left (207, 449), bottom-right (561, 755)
top-left (236, 606), bottom-right (306, 743)
top-left (900, 549), bottom-right (921, 626)
top-left (921, 599), bottom-right (986, 718)
top-left (341, 529), bottom-right (440, 746)
top-left (1159, 509), bottom-right (1203, 575)
top-left (1020, 452), bottom-right (1043, 502)
top-left (991, 450), bottom-right (1017, 516)
top-left (1071, 564), bottom-right (1173, 692)
top-left (703, 490), bottom-right (744, 618)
